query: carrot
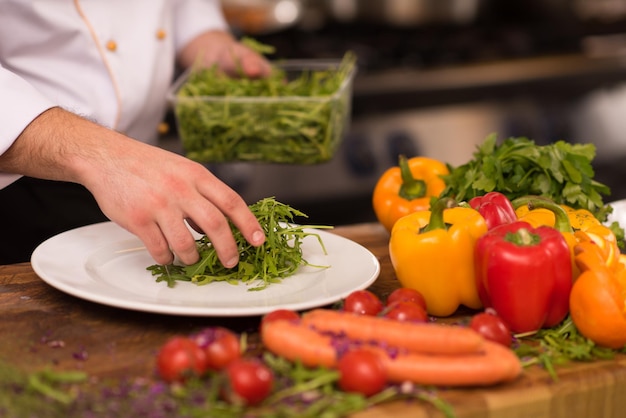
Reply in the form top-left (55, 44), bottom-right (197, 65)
top-left (372, 340), bottom-right (522, 386)
top-left (261, 319), bottom-right (337, 368)
top-left (301, 309), bottom-right (484, 355)
top-left (261, 317), bottom-right (522, 387)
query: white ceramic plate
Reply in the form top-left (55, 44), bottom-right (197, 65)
top-left (31, 222), bottom-right (380, 316)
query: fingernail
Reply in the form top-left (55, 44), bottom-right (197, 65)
top-left (225, 256), bottom-right (239, 268)
top-left (252, 230), bottom-right (265, 245)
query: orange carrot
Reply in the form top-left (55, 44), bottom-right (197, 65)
top-left (301, 309), bottom-right (484, 355)
top-left (261, 316), bottom-right (522, 387)
top-left (372, 340), bottom-right (522, 386)
top-left (261, 319), bottom-right (337, 368)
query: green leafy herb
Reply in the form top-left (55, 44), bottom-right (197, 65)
top-left (256, 353), bottom-right (456, 418)
top-left (440, 134), bottom-right (611, 216)
top-left (173, 50), bottom-right (357, 164)
top-left (0, 362), bottom-right (87, 417)
top-left (9, 354), bottom-right (454, 418)
top-left (514, 316), bottom-right (617, 381)
top-left (240, 36), bottom-right (277, 55)
top-left (0, 350), bottom-right (455, 417)
top-left (147, 197), bottom-right (333, 291)
top-left (27, 369), bottom-right (87, 405)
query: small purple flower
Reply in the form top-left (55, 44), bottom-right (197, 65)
top-left (73, 346), bottom-right (89, 361)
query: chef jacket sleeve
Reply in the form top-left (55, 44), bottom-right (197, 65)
top-left (0, 64), bottom-right (56, 188)
top-left (172, 0), bottom-right (230, 53)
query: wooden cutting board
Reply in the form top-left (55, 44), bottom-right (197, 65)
top-left (1, 222), bottom-right (625, 417)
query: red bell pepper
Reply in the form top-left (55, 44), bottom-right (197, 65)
top-left (474, 221), bottom-right (572, 333)
top-left (468, 192), bottom-right (517, 230)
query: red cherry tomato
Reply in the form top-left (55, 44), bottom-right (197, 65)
top-left (224, 358), bottom-right (274, 406)
top-left (260, 309), bottom-right (300, 331)
top-left (337, 349), bottom-right (386, 396)
top-left (383, 301), bottom-right (429, 323)
top-left (343, 290), bottom-right (384, 316)
top-left (192, 327), bottom-right (241, 371)
top-left (469, 310), bottom-right (512, 347)
top-left (156, 336), bottom-right (207, 382)
top-left (386, 287), bottom-right (428, 311)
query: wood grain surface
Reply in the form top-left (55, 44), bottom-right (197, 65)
top-left (1, 222), bottom-right (625, 417)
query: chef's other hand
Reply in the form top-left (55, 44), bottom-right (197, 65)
top-left (4, 108), bottom-right (266, 267)
top-left (178, 30), bottom-right (272, 79)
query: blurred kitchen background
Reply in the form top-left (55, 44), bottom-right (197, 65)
top-left (162, 0), bottom-right (626, 225)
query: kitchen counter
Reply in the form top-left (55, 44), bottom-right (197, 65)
top-left (1, 222), bottom-right (626, 417)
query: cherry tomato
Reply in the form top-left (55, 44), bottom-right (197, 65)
top-left (337, 349), bottom-right (386, 396)
top-left (260, 309), bottom-right (300, 332)
top-left (343, 290), bottom-right (384, 316)
top-left (224, 358), bottom-right (274, 406)
top-left (156, 336), bottom-right (207, 382)
top-left (383, 301), bottom-right (428, 323)
top-left (386, 287), bottom-right (428, 311)
top-left (192, 327), bottom-right (241, 371)
top-left (470, 310), bottom-right (512, 347)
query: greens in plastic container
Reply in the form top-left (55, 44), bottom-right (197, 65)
top-left (168, 52), bottom-right (357, 164)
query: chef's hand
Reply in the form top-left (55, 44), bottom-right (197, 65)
top-left (1, 107), bottom-right (266, 267)
top-left (178, 30), bottom-right (272, 78)
top-left (89, 139), bottom-right (266, 267)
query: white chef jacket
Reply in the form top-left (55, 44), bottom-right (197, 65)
top-left (0, 0), bottom-right (228, 189)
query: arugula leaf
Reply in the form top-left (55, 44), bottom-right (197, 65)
top-left (147, 197), bottom-right (332, 290)
top-left (515, 316), bottom-right (617, 382)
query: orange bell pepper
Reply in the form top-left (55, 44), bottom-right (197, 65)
top-left (569, 241), bottom-right (626, 349)
top-left (372, 155), bottom-right (448, 232)
top-left (389, 197), bottom-right (487, 317)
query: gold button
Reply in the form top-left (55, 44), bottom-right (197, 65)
top-left (156, 29), bottom-right (167, 40)
top-left (158, 122), bottom-right (169, 135)
top-left (106, 40), bottom-right (117, 52)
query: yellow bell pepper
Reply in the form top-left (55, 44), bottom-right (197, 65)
top-left (388, 197), bottom-right (487, 317)
top-left (514, 206), bottom-right (554, 228)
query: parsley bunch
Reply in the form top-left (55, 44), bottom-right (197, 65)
top-left (440, 134), bottom-right (611, 217)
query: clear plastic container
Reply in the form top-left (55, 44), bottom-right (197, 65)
top-left (168, 59), bottom-right (356, 164)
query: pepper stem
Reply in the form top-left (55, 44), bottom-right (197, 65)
top-left (505, 228), bottom-right (541, 246)
top-left (397, 155), bottom-right (427, 200)
top-left (511, 195), bottom-right (552, 210)
top-left (422, 197), bottom-right (457, 233)
top-left (511, 196), bottom-right (573, 233)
